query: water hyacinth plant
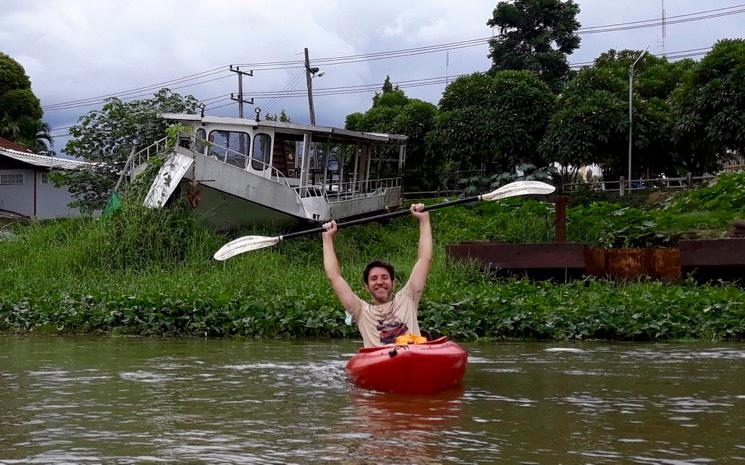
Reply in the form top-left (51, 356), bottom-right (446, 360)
top-left (1, 172), bottom-right (744, 340)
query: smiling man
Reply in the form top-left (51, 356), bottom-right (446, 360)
top-left (322, 203), bottom-right (432, 347)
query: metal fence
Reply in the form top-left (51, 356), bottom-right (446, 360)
top-left (562, 173), bottom-right (717, 197)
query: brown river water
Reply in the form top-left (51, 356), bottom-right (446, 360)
top-left (1, 336), bottom-right (744, 464)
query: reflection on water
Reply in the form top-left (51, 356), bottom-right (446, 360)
top-left (0, 337), bottom-right (743, 464)
top-left (337, 389), bottom-right (464, 465)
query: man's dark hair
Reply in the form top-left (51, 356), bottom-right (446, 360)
top-left (363, 260), bottom-right (396, 284)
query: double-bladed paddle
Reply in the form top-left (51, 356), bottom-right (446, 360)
top-left (213, 180), bottom-right (555, 261)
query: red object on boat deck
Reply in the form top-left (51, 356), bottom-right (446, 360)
top-left (346, 337), bottom-right (468, 395)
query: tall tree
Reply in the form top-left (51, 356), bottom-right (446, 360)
top-left (346, 78), bottom-right (439, 191)
top-left (487, 0), bottom-right (581, 92)
top-left (428, 70), bottom-right (555, 176)
top-left (671, 39), bottom-right (745, 172)
top-left (0, 52), bottom-right (51, 152)
top-left (540, 50), bottom-right (692, 183)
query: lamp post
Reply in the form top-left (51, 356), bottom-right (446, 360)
top-left (628, 46), bottom-right (649, 191)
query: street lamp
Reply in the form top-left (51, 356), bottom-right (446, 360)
top-left (628, 45), bottom-right (649, 191)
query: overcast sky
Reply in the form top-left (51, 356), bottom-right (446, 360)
top-left (1, 0), bottom-right (743, 152)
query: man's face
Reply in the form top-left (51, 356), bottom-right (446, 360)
top-left (364, 266), bottom-right (395, 304)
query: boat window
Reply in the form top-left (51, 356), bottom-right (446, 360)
top-left (195, 128), bottom-right (207, 154)
top-left (252, 133), bottom-right (271, 171)
top-left (208, 130), bottom-right (249, 169)
top-left (273, 132), bottom-right (304, 178)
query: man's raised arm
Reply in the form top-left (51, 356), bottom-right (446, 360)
top-left (322, 220), bottom-right (360, 313)
top-left (407, 203), bottom-right (433, 301)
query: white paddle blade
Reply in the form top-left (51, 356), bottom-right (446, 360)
top-left (213, 235), bottom-right (281, 261)
top-left (481, 181), bottom-right (555, 202)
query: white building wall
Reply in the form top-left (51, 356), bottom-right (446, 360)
top-left (0, 168), bottom-right (34, 216)
top-left (0, 168), bottom-right (83, 219)
top-left (35, 173), bottom-right (81, 218)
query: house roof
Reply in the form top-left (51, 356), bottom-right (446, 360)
top-left (0, 137), bottom-right (34, 153)
top-left (0, 139), bottom-right (95, 170)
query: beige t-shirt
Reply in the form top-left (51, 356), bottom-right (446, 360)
top-left (348, 279), bottom-right (421, 347)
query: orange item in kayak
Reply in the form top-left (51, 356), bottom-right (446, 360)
top-left (395, 334), bottom-right (428, 345)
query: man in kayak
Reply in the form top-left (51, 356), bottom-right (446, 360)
top-left (322, 203), bottom-right (432, 347)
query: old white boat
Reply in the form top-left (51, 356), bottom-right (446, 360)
top-left (132, 113), bottom-right (407, 231)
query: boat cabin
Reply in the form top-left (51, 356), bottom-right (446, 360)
top-left (139, 113), bottom-right (407, 230)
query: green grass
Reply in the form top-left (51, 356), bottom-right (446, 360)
top-left (1, 172), bottom-right (744, 340)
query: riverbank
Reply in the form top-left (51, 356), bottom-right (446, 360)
top-left (1, 173), bottom-right (744, 341)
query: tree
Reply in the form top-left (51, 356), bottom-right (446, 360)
top-left (671, 39), bottom-right (745, 172)
top-left (55, 88), bottom-right (199, 212)
top-left (346, 78), bottom-right (439, 191)
top-left (541, 50), bottom-right (691, 183)
top-left (0, 52), bottom-right (50, 152)
top-left (487, 0), bottom-right (581, 91)
top-left (264, 110), bottom-right (291, 122)
top-left (427, 71), bottom-right (555, 177)
top-left (65, 88), bottom-right (199, 163)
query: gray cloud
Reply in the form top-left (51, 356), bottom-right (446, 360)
top-left (1, 0), bottom-right (742, 151)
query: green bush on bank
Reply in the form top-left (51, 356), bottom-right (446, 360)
top-left (2, 278), bottom-right (743, 341)
top-left (1, 172), bottom-right (744, 341)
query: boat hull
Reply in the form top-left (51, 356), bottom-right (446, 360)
top-left (346, 337), bottom-right (468, 395)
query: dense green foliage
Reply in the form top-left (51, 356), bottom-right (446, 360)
top-left (487, 0), bottom-right (581, 91)
top-left (344, 40), bottom-right (744, 193)
top-left (346, 77), bottom-right (440, 191)
top-left (54, 89), bottom-right (199, 212)
top-left (671, 39), bottom-right (745, 172)
top-left (661, 171), bottom-right (745, 215)
top-left (0, 51), bottom-right (51, 152)
top-left (2, 172), bottom-right (744, 340)
top-left (540, 51), bottom-right (698, 183)
top-left (428, 71), bottom-right (556, 173)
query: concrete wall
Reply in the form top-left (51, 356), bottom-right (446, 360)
top-left (0, 168), bottom-right (33, 216)
top-left (0, 168), bottom-right (81, 219)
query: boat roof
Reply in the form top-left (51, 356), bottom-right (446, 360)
top-left (159, 113), bottom-right (407, 143)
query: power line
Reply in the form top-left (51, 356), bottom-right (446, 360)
top-left (261, 71), bottom-right (306, 116)
top-left (43, 74), bottom-right (234, 112)
top-left (579, 3), bottom-right (745, 30)
top-left (41, 4), bottom-right (745, 111)
top-left (234, 4), bottom-right (745, 69)
top-left (42, 67), bottom-right (229, 110)
top-left (50, 44), bottom-right (715, 131)
top-left (579, 7), bottom-right (745, 34)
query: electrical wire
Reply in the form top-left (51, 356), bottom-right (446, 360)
top-left (41, 3), bottom-right (745, 110)
top-left (50, 43), bottom-right (716, 132)
top-left (260, 71), bottom-right (306, 116)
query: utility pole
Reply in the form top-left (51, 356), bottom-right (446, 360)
top-left (661, 0), bottom-right (667, 58)
top-left (229, 65), bottom-right (254, 118)
top-left (304, 48), bottom-right (317, 125)
top-left (628, 46), bottom-right (649, 191)
top-left (445, 51), bottom-right (450, 86)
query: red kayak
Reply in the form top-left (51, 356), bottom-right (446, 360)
top-left (346, 337), bottom-right (468, 395)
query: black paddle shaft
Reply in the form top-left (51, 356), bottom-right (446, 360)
top-left (281, 195), bottom-right (480, 241)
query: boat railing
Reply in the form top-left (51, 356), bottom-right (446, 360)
top-left (326, 177), bottom-right (401, 203)
top-left (561, 173), bottom-right (717, 196)
top-left (129, 137), bottom-right (169, 174)
top-left (293, 185), bottom-right (327, 198)
top-left (197, 136), bottom-right (296, 193)
top-left (128, 132), bottom-right (295, 192)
